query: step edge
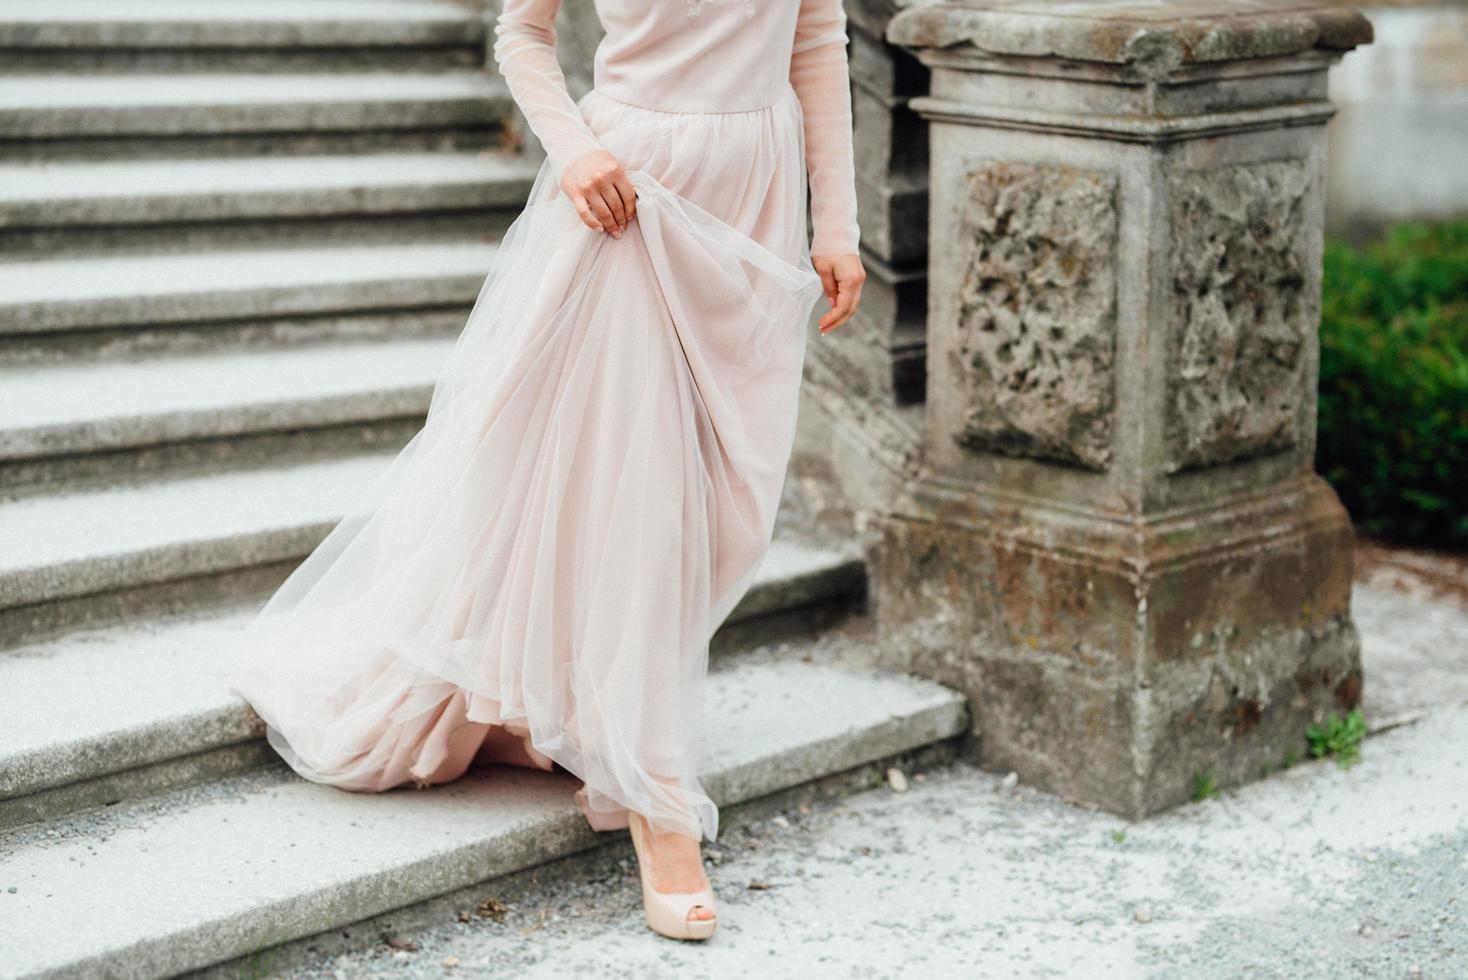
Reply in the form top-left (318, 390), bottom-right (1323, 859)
top-left (0, 22), bottom-right (487, 50)
top-left (0, 522), bottom-right (336, 608)
top-left (0, 267), bottom-right (491, 334)
top-left (0, 171), bottom-right (537, 229)
top-left (0, 551), bottom-right (871, 802)
top-left (0, 382), bottom-right (438, 462)
top-left (2, 668), bottom-right (966, 978)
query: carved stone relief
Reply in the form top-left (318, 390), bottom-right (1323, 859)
top-left (1165, 160), bottom-right (1312, 473)
top-left (952, 162), bottom-right (1118, 472)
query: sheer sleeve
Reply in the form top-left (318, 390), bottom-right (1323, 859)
top-left (789, 0), bottom-right (862, 256)
top-left (492, 0), bottom-right (607, 180)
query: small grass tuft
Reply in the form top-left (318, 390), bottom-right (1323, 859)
top-left (1191, 771), bottom-right (1219, 802)
top-left (1307, 709), bottom-right (1367, 768)
top-left (237, 946), bottom-right (276, 980)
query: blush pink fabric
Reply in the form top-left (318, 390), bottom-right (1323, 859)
top-left (227, 0), bottom-right (861, 843)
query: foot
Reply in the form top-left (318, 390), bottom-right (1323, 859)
top-left (629, 812), bottom-right (716, 923)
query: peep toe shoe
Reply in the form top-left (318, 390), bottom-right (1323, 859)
top-left (627, 812), bottom-right (718, 941)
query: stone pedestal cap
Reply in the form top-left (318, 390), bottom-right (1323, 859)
top-left (888, 1), bottom-right (1373, 72)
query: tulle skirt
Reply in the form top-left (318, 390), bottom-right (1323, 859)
top-left (225, 84), bottom-right (825, 842)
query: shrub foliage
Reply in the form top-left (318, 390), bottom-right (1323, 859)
top-left (1317, 222), bottom-right (1468, 548)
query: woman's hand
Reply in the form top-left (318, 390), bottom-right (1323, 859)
top-left (812, 252), bottom-right (866, 334)
top-left (561, 149), bottom-right (637, 238)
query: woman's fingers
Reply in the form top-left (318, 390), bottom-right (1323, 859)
top-left (817, 265), bottom-right (839, 308)
top-left (582, 188), bottom-right (618, 234)
top-left (818, 301), bottom-right (848, 332)
top-left (560, 150), bottom-right (642, 237)
top-left (613, 173), bottom-right (638, 227)
top-left (818, 275), bottom-right (862, 333)
top-left (560, 150), bottom-right (640, 237)
top-left (571, 193), bottom-right (602, 232)
top-left (588, 180), bottom-right (639, 236)
top-left (814, 254), bottom-right (866, 334)
top-left (817, 280), bottom-right (847, 331)
top-left (602, 182), bottom-right (627, 231)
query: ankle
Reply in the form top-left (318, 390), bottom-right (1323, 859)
top-left (630, 812), bottom-right (710, 895)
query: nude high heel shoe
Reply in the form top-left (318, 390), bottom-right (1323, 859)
top-left (627, 812), bottom-right (718, 941)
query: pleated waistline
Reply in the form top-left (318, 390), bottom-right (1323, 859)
top-left (582, 82), bottom-right (799, 119)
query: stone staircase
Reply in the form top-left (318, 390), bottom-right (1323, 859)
top-left (0, 4), bottom-right (968, 977)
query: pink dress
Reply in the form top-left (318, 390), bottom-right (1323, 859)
top-left (226, 0), bottom-right (861, 843)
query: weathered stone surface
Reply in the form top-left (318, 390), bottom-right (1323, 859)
top-left (873, 474), bottom-right (1361, 817)
top-left (887, 1), bottom-right (1373, 75)
top-left (881, 0), bottom-right (1368, 819)
top-left (1165, 159), bottom-right (1311, 473)
top-left (952, 161), bottom-right (1117, 471)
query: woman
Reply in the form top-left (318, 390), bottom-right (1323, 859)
top-left (227, 0), bottom-right (865, 943)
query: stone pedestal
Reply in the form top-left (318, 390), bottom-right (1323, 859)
top-left (878, 1), bottom-right (1373, 817)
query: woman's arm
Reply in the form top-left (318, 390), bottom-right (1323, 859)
top-left (789, 0), bottom-right (865, 333)
top-left (493, 0), bottom-right (634, 235)
top-left (789, 0), bottom-right (862, 257)
top-left (492, 0), bottom-right (606, 178)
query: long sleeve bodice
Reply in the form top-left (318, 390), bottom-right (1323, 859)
top-left (492, 0), bottom-right (862, 255)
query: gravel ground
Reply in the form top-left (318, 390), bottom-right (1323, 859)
top-left (219, 566), bottom-right (1468, 980)
top-left (279, 709), bottom-right (1466, 979)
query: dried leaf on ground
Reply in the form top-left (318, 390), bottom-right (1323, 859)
top-left (475, 897), bottom-right (509, 923)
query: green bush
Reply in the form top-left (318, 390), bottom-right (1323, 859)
top-left (1317, 221), bottom-right (1468, 549)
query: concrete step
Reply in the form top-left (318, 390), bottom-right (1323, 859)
top-left (0, 650), bottom-right (964, 978)
top-left (0, 0), bottom-right (488, 74)
top-left (0, 337), bottom-right (458, 489)
top-left (0, 535), bottom-right (869, 830)
top-left (0, 604), bottom-right (271, 831)
top-left (0, 444), bottom-right (867, 644)
top-left (0, 452), bottom-right (394, 643)
top-left (0, 72), bottom-right (513, 158)
top-left (0, 151), bottom-right (539, 255)
top-left (0, 239), bottom-right (497, 353)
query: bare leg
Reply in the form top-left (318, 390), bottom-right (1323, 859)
top-left (473, 725), bottom-right (554, 771)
